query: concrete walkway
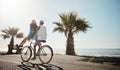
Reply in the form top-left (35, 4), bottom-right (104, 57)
top-left (0, 54), bottom-right (120, 70)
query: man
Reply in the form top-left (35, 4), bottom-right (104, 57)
top-left (32, 20), bottom-right (47, 60)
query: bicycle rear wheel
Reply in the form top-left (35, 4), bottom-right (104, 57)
top-left (38, 45), bottom-right (53, 64)
top-left (20, 46), bottom-right (32, 62)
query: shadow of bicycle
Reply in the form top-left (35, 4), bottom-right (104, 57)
top-left (18, 62), bottom-right (64, 70)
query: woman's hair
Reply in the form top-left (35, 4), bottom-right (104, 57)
top-left (30, 20), bottom-right (37, 30)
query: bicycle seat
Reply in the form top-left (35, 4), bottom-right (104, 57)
top-left (40, 40), bottom-right (46, 43)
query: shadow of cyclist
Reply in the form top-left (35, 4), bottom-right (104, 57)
top-left (18, 62), bottom-right (64, 70)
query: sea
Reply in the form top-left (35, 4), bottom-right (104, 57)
top-left (0, 48), bottom-right (120, 57)
top-left (53, 48), bottom-right (120, 57)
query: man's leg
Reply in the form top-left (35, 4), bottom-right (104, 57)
top-left (36, 40), bottom-right (41, 56)
top-left (31, 41), bottom-right (38, 60)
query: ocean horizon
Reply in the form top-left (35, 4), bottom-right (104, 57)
top-left (53, 48), bottom-right (120, 57)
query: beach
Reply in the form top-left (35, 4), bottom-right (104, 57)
top-left (0, 53), bottom-right (120, 70)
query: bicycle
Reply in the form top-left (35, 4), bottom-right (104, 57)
top-left (20, 40), bottom-right (53, 64)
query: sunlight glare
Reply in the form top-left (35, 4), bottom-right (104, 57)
top-left (1, 0), bottom-right (27, 17)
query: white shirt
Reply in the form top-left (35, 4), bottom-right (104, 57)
top-left (37, 25), bottom-right (47, 40)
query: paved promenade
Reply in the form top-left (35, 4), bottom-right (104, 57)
top-left (0, 54), bottom-right (120, 70)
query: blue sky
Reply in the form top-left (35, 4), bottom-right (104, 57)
top-left (0, 0), bottom-right (120, 51)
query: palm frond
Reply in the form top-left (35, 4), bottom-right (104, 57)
top-left (73, 18), bottom-right (91, 33)
top-left (59, 13), bottom-right (68, 26)
top-left (53, 22), bottom-right (63, 27)
top-left (1, 34), bottom-right (10, 39)
top-left (1, 30), bottom-right (8, 34)
top-left (69, 12), bottom-right (77, 22)
top-left (64, 29), bottom-right (68, 37)
top-left (16, 33), bottom-right (24, 38)
top-left (8, 27), bottom-right (19, 36)
top-left (53, 27), bottom-right (65, 33)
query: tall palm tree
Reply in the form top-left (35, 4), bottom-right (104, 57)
top-left (1, 27), bottom-right (23, 54)
top-left (53, 12), bottom-right (91, 55)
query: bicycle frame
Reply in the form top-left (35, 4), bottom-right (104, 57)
top-left (28, 40), bottom-right (47, 56)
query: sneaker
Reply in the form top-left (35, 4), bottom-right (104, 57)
top-left (31, 57), bottom-right (36, 60)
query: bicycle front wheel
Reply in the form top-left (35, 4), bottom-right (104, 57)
top-left (38, 45), bottom-right (53, 64)
top-left (20, 46), bottom-right (32, 62)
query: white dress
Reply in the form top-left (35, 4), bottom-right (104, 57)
top-left (37, 25), bottom-right (47, 40)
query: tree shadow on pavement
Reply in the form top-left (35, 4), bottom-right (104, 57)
top-left (18, 62), bottom-right (64, 70)
top-left (78, 56), bottom-right (120, 66)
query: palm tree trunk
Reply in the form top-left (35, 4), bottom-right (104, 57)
top-left (66, 31), bottom-right (75, 55)
top-left (7, 36), bottom-right (14, 54)
top-left (16, 44), bottom-right (22, 54)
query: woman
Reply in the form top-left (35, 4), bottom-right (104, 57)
top-left (28, 20), bottom-right (38, 41)
top-left (19, 20), bottom-right (38, 46)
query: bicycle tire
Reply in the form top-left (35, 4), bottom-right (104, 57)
top-left (38, 45), bottom-right (53, 64)
top-left (20, 46), bottom-right (32, 62)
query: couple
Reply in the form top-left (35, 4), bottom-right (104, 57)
top-left (27, 20), bottom-right (47, 60)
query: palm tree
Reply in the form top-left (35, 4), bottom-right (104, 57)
top-left (1, 27), bottom-right (23, 54)
top-left (53, 12), bottom-right (91, 55)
